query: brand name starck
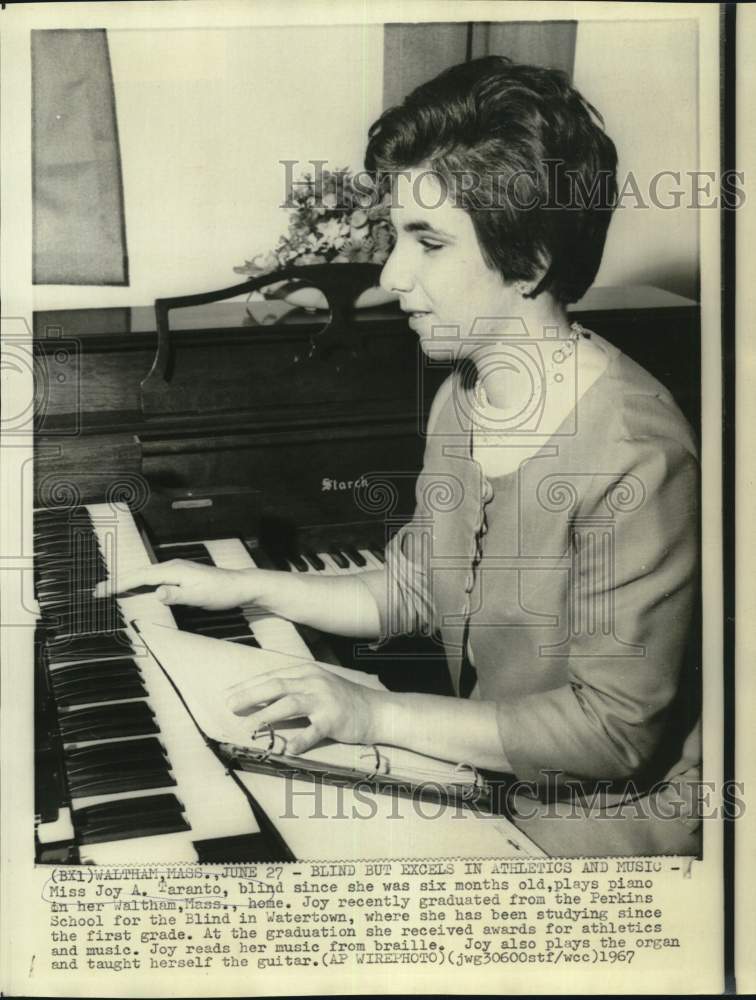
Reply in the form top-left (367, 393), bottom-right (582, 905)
top-left (321, 477), bottom-right (368, 492)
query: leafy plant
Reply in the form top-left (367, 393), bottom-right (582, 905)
top-left (234, 168), bottom-right (395, 280)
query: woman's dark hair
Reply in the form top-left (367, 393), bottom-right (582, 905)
top-left (365, 56), bottom-right (618, 304)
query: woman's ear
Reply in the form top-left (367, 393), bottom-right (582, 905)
top-left (517, 257), bottom-right (551, 299)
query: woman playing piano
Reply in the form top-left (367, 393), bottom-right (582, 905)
top-left (100, 57), bottom-right (700, 856)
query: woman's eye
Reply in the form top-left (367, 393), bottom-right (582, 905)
top-left (419, 239), bottom-right (444, 252)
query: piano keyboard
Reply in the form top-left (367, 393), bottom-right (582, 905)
top-left (34, 502), bottom-right (280, 864)
top-left (154, 537), bottom-right (385, 660)
top-left (35, 503), bottom-right (541, 862)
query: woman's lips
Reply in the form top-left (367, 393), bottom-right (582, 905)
top-left (406, 310), bottom-right (432, 329)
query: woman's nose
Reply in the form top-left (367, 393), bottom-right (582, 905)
top-left (379, 243), bottom-right (413, 295)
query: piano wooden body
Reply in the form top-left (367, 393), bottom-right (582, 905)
top-left (32, 273), bottom-right (700, 863)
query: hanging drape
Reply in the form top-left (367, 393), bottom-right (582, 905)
top-left (383, 20), bottom-right (577, 108)
top-left (468, 20), bottom-right (576, 76)
top-left (32, 28), bottom-right (129, 285)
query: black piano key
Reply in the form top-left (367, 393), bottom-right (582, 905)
top-left (67, 748), bottom-right (168, 777)
top-left (193, 832), bottom-right (289, 864)
top-left (57, 700), bottom-right (153, 725)
top-left (328, 548), bottom-right (350, 570)
top-left (35, 745), bottom-right (65, 825)
top-left (268, 551), bottom-right (291, 572)
top-left (45, 621), bottom-right (128, 644)
top-left (52, 665), bottom-right (143, 691)
top-left (344, 546), bottom-right (367, 568)
top-left (67, 747), bottom-right (175, 797)
top-left (35, 537), bottom-right (101, 554)
top-left (44, 601), bottom-right (125, 633)
top-left (303, 550), bottom-right (326, 572)
top-left (37, 577), bottom-right (107, 602)
top-left (288, 552), bottom-right (309, 573)
top-left (79, 816), bottom-right (191, 845)
top-left (369, 545), bottom-right (385, 564)
top-left (73, 793), bottom-right (189, 844)
top-left (50, 658), bottom-right (141, 683)
top-left (59, 716), bottom-right (159, 743)
top-left (69, 750), bottom-right (169, 779)
top-left (171, 607), bottom-right (245, 628)
top-left (37, 567), bottom-right (104, 588)
top-left (45, 615), bottom-right (127, 640)
top-left (183, 622), bottom-right (252, 641)
top-left (54, 679), bottom-right (149, 707)
top-left (65, 736), bottom-right (167, 771)
top-left (34, 544), bottom-right (79, 561)
top-left (69, 771), bottom-right (176, 799)
top-left (47, 635), bottom-right (135, 666)
top-left (47, 627), bottom-right (130, 648)
top-left (34, 527), bottom-right (94, 545)
top-left (58, 701), bottom-right (158, 741)
top-left (74, 791), bottom-right (180, 821)
top-left (157, 543), bottom-right (212, 563)
top-left (38, 595), bottom-right (115, 618)
top-left (35, 505), bottom-right (91, 522)
top-left (229, 634), bottom-right (261, 648)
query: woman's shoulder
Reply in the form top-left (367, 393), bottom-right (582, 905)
top-left (586, 332), bottom-right (698, 462)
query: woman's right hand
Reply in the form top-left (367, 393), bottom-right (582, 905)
top-left (92, 558), bottom-right (259, 610)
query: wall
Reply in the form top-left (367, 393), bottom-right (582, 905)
top-left (32, 23), bottom-right (384, 310)
top-left (573, 17), bottom-right (699, 300)
top-left (32, 17), bottom-right (700, 311)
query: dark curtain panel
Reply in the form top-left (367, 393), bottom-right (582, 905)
top-left (382, 22), bottom-right (469, 109)
top-left (383, 20), bottom-right (577, 108)
top-left (470, 20), bottom-right (576, 76)
top-left (32, 29), bottom-right (129, 285)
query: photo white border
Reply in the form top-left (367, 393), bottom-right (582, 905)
top-left (0, 2), bottom-right (727, 995)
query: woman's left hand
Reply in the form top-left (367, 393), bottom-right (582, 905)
top-left (225, 663), bottom-right (381, 755)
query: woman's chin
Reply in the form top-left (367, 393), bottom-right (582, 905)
top-left (418, 337), bottom-right (459, 363)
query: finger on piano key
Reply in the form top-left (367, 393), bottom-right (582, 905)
top-left (195, 537), bottom-right (316, 659)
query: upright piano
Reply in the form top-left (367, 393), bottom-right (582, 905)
top-left (32, 269), bottom-right (700, 863)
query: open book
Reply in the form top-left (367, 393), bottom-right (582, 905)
top-left (134, 620), bottom-right (490, 808)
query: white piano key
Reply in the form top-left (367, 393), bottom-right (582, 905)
top-left (80, 830), bottom-right (201, 865)
top-left (358, 548), bottom-right (385, 571)
top-left (317, 552), bottom-right (353, 576)
top-left (202, 538), bottom-right (314, 660)
top-left (36, 807), bottom-right (75, 845)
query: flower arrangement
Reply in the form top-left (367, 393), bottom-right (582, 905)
top-left (234, 167), bottom-right (395, 281)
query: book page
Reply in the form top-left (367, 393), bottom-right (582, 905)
top-left (136, 619), bottom-right (474, 785)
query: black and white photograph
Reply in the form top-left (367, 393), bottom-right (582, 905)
top-left (0, 1), bottom-right (742, 996)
